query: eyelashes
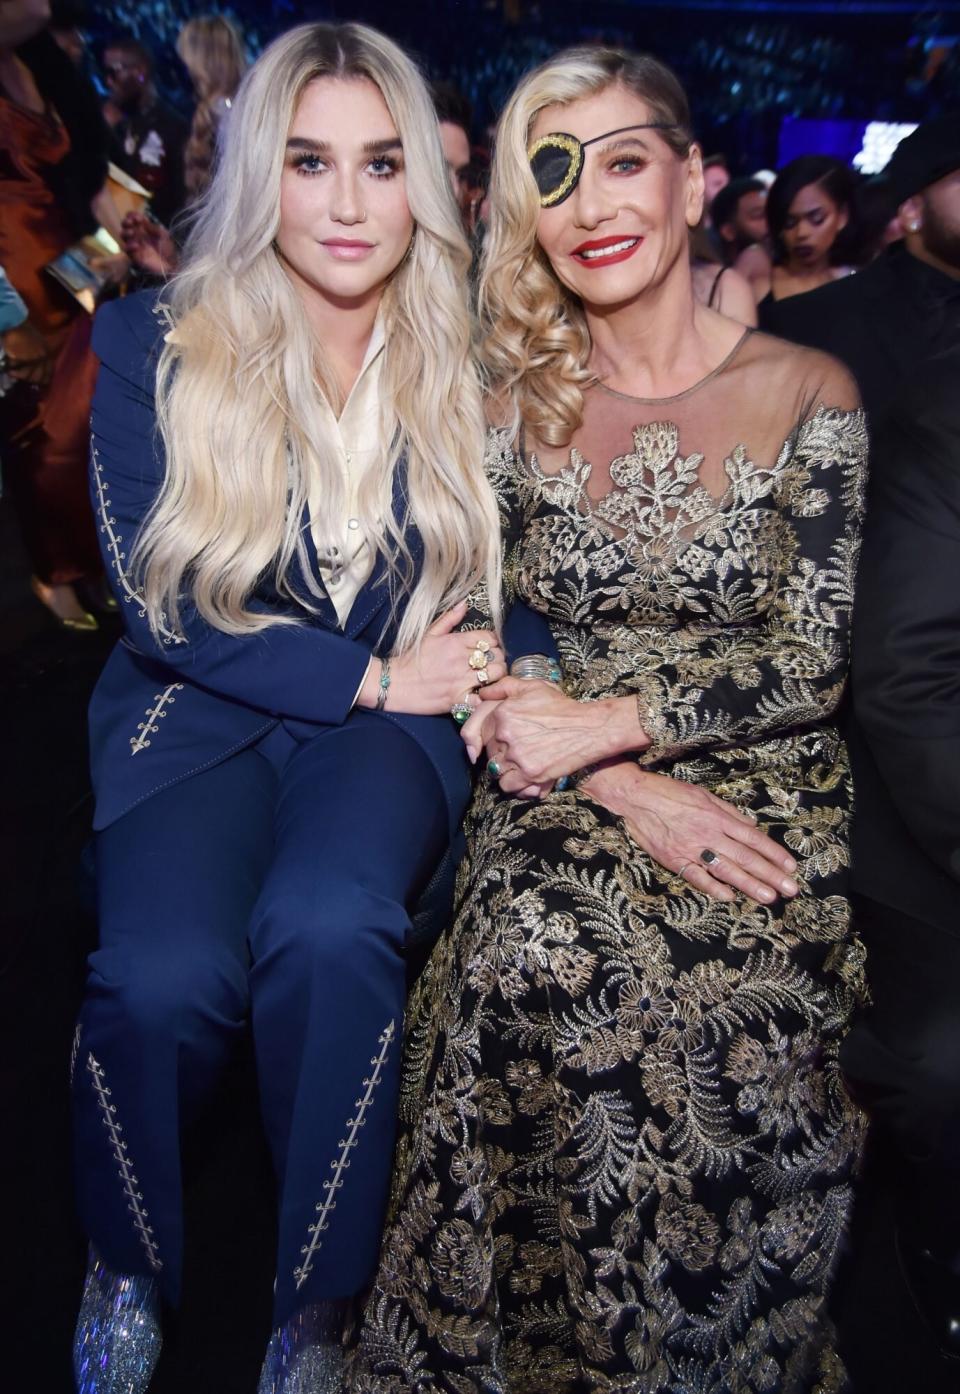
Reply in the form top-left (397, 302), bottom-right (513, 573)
top-left (605, 154), bottom-right (650, 175)
top-left (290, 153), bottom-right (402, 179)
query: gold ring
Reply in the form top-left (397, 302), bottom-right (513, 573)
top-left (468, 645), bottom-right (490, 671)
top-left (475, 668), bottom-right (490, 685)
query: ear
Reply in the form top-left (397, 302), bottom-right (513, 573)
top-left (685, 143), bottom-right (705, 229)
top-left (836, 205), bottom-right (849, 233)
top-left (898, 193), bottom-right (922, 234)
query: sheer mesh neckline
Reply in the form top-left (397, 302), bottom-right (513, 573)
top-left (595, 328), bottom-right (753, 405)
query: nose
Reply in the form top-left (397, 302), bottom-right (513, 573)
top-left (330, 168), bottom-right (366, 226)
top-left (569, 170), bottom-right (616, 232)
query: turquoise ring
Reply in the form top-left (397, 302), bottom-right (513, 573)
top-left (450, 699), bottom-right (474, 725)
top-left (487, 759), bottom-right (502, 778)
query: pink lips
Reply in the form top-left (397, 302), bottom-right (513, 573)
top-left (320, 239), bottom-right (376, 260)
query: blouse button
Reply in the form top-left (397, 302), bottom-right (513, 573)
top-left (347, 518), bottom-right (359, 530)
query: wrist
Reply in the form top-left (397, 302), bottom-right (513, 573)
top-left (356, 657), bottom-right (384, 710)
top-left (598, 696), bottom-right (649, 758)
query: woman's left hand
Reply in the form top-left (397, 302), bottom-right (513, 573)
top-left (460, 696), bottom-right (551, 799)
top-left (478, 677), bottom-right (645, 793)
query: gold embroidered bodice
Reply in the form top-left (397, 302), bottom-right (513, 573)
top-left (490, 331), bottom-right (867, 767)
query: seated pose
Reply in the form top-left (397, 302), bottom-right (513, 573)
top-left (348, 46), bottom-right (868, 1393)
top-left (71, 23), bottom-right (506, 1392)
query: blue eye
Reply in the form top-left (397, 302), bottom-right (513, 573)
top-left (368, 155), bottom-right (400, 179)
top-left (292, 154), bottom-right (325, 177)
top-left (609, 155), bottom-right (647, 174)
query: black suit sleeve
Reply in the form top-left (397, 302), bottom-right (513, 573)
top-left (852, 375), bottom-right (960, 885)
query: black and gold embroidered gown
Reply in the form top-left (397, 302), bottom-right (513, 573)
top-left (348, 332), bottom-right (869, 1394)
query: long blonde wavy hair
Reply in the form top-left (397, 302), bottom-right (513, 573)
top-left (135, 22), bottom-right (499, 652)
top-left (479, 48), bottom-right (693, 446)
top-left (176, 15), bottom-right (247, 200)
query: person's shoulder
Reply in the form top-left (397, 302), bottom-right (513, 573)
top-left (92, 287), bottom-right (170, 376)
top-left (747, 330), bottom-right (861, 412)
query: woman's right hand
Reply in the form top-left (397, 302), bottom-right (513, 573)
top-left (120, 212), bottom-right (178, 278)
top-left (357, 602), bottom-right (506, 716)
top-left (583, 761), bottom-right (799, 904)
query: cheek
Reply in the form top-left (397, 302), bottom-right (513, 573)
top-left (278, 176), bottom-right (317, 240)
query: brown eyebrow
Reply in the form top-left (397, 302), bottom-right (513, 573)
top-left (591, 136), bottom-right (655, 157)
top-left (285, 136), bottom-right (403, 154)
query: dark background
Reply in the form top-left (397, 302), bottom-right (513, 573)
top-left (3, 1), bottom-right (960, 1389)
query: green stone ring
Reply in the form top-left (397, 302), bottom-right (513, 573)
top-left (487, 758), bottom-right (502, 778)
top-left (450, 700), bottom-right (473, 725)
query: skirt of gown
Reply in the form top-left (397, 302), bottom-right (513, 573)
top-left (346, 729), bottom-right (867, 1394)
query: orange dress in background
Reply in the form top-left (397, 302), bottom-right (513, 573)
top-left (0, 90), bottom-right (101, 586)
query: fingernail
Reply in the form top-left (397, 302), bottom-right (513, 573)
top-left (783, 857), bottom-right (797, 872)
top-left (782, 878), bottom-right (798, 895)
top-left (759, 888), bottom-right (775, 901)
top-left (466, 746), bottom-right (477, 764)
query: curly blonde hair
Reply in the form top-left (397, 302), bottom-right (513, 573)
top-left (479, 47), bottom-right (692, 446)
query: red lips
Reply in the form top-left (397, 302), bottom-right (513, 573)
top-left (570, 233), bottom-right (643, 268)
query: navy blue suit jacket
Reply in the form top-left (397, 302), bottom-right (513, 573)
top-left (88, 289), bottom-right (500, 837)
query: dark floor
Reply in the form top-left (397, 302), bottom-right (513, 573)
top-left (1, 491), bottom-right (957, 1393)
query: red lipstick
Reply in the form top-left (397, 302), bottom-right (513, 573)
top-left (571, 234), bottom-right (643, 268)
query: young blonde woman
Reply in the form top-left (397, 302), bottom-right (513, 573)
top-left (349, 47), bottom-right (868, 1393)
top-left (71, 23), bottom-right (505, 1393)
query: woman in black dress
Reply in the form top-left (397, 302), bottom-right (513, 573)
top-left (349, 47), bottom-right (867, 1394)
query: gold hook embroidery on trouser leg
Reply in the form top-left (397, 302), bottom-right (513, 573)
top-left (86, 1051), bottom-right (163, 1272)
top-left (293, 1018), bottom-right (396, 1290)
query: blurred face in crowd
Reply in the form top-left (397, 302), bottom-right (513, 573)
top-left (533, 83), bottom-right (701, 312)
top-left (780, 179), bottom-right (848, 269)
top-left (906, 167), bottom-right (960, 276)
top-left (439, 119), bottom-right (471, 200)
top-left (703, 162), bottom-right (729, 207)
top-left (732, 188), bottom-right (768, 246)
top-left (103, 47), bottom-right (149, 109)
top-left (277, 77), bottom-right (414, 317)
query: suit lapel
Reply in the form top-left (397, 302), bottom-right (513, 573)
top-left (296, 512), bottom-right (343, 631)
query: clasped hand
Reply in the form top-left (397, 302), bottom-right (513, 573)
top-left (460, 676), bottom-right (641, 791)
top-left (461, 678), bottom-right (799, 906)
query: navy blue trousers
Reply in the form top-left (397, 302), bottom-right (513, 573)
top-left (72, 714), bottom-right (447, 1324)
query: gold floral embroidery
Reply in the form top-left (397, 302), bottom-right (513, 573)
top-left (349, 393), bottom-right (867, 1392)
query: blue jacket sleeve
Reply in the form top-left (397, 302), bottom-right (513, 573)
top-left (90, 296), bottom-right (372, 725)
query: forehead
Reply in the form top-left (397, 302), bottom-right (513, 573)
top-left (740, 190), bottom-right (767, 212)
top-left (788, 180), bottom-right (835, 213)
top-left (290, 76), bottom-right (397, 137)
top-left (529, 83), bottom-right (657, 147)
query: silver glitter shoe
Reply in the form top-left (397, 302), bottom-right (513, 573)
top-left (73, 1248), bottom-right (162, 1394)
top-left (257, 1300), bottom-right (348, 1394)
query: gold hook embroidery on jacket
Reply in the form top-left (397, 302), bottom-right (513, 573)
top-left (130, 684), bottom-right (185, 755)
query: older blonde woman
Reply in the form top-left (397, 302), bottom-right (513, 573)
top-left (71, 22), bottom-right (505, 1393)
top-left (350, 46), bottom-right (867, 1393)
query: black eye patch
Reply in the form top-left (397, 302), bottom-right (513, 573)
top-left (527, 122), bottom-right (680, 208)
top-left (528, 133), bottom-right (583, 207)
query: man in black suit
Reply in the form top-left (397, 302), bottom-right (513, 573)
top-left (767, 118), bottom-right (960, 1362)
top-left (762, 115), bottom-right (960, 428)
top-left (842, 344), bottom-right (960, 1359)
